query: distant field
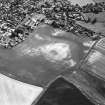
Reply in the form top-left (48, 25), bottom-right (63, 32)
top-left (69, 0), bottom-right (105, 6)
top-left (93, 0), bottom-right (105, 3)
top-left (69, 0), bottom-right (94, 6)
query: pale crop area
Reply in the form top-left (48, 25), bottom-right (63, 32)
top-left (0, 74), bottom-right (43, 105)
